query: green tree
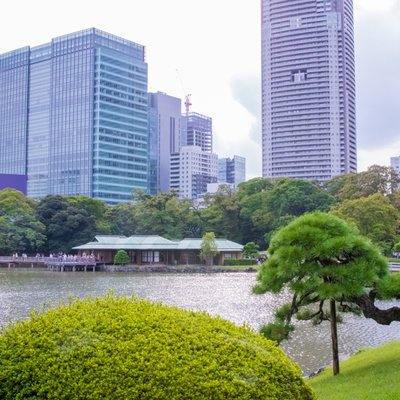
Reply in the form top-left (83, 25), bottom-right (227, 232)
top-left (36, 195), bottom-right (96, 253)
top-left (107, 202), bottom-right (138, 236)
top-left (236, 177), bottom-right (277, 196)
top-left (133, 192), bottom-right (201, 239)
top-left (237, 180), bottom-right (277, 247)
top-left (265, 179), bottom-right (336, 217)
top-left (114, 250), bottom-right (130, 265)
top-left (68, 196), bottom-right (111, 234)
top-left (243, 242), bottom-right (260, 259)
top-left (202, 185), bottom-right (243, 243)
top-left (254, 212), bottom-right (388, 375)
top-left (331, 193), bottom-right (399, 254)
top-left (249, 179), bottom-right (336, 247)
top-left (0, 189), bottom-right (46, 255)
top-left (200, 232), bottom-right (218, 266)
top-left (325, 165), bottom-right (400, 202)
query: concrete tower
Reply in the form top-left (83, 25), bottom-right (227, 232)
top-left (261, 0), bottom-right (357, 182)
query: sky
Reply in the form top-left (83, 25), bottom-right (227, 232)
top-left (0, 0), bottom-right (399, 179)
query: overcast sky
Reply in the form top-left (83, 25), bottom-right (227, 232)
top-left (1, 0), bottom-right (399, 179)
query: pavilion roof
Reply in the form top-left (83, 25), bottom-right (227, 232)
top-left (73, 235), bottom-right (242, 252)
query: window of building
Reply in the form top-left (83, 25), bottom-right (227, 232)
top-left (142, 251), bottom-right (160, 263)
top-left (291, 69), bottom-right (307, 83)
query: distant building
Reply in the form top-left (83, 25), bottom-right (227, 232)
top-left (261, 0), bottom-right (357, 182)
top-left (170, 146), bottom-right (218, 199)
top-left (148, 92), bottom-right (181, 194)
top-left (181, 112), bottom-right (213, 153)
top-left (391, 156), bottom-right (400, 174)
top-left (218, 155), bottom-right (246, 188)
top-left (0, 28), bottom-right (148, 204)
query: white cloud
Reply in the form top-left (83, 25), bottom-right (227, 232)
top-left (355, 0), bottom-right (399, 13)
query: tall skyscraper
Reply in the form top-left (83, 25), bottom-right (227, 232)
top-left (261, 0), bottom-right (357, 182)
top-left (148, 92), bottom-right (181, 195)
top-left (181, 112), bottom-right (213, 153)
top-left (218, 155), bottom-right (246, 187)
top-left (0, 28), bottom-right (148, 204)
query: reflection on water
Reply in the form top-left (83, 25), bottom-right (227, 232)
top-left (1, 269), bottom-right (399, 375)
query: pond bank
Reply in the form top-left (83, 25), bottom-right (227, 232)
top-left (102, 264), bottom-right (258, 273)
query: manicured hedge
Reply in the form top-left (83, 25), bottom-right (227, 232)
top-left (224, 258), bottom-right (258, 266)
top-left (0, 294), bottom-right (314, 400)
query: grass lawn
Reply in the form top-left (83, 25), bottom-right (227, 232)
top-left (310, 341), bottom-right (400, 400)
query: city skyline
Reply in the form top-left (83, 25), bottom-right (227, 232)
top-left (0, 0), bottom-right (399, 179)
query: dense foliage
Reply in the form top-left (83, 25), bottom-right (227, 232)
top-left (114, 249), bottom-right (130, 265)
top-left (254, 212), bottom-right (389, 375)
top-left (200, 232), bottom-right (218, 266)
top-left (1, 164), bottom-right (400, 255)
top-left (243, 241), bottom-right (260, 259)
top-left (331, 193), bottom-right (399, 254)
top-left (0, 189), bottom-right (46, 255)
top-left (0, 294), bottom-right (314, 400)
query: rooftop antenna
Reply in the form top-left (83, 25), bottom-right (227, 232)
top-left (176, 68), bottom-right (192, 114)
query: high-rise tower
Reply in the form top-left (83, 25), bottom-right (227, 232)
top-left (261, 0), bottom-right (356, 182)
top-left (148, 92), bottom-right (181, 194)
top-left (181, 112), bottom-right (213, 153)
top-left (0, 28), bottom-right (148, 204)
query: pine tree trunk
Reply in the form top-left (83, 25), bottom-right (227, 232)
top-left (330, 299), bottom-right (340, 375)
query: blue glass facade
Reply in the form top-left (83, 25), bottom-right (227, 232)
top-left (0, 28), bottom-right (148, 204)
top-left (218, 156), bottom-right (246, 188)
top-left (0, 48), bottom-right (30, 176)
top-left (181, 112), bottom-right (212, 153)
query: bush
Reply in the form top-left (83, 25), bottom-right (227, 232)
top-left (113, 249), bottom-right (130, 265)
top-left (0, 294), bottom-right (314, 400)
top-left (224, 258), bottom-right (258, 266)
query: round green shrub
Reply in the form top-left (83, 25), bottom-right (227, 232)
top-left (0, 294), bottom-right (314, 400)
top-left (113, 249), bottom-right (130, 265)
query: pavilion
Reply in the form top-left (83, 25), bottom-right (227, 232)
top-left (73, 235), bottom-right (243, 266)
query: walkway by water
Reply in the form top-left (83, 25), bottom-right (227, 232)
top-left (0, 256), bottom-right (97, 271)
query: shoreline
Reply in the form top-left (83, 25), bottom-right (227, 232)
top-left (0, 263), bottom-right (258, 274)
top-left (102, 264), bottom-right (258, 273)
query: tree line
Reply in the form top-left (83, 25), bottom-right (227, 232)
top-left (1, 164), bottom-right (400, 255)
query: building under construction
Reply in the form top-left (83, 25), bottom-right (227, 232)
top-left (181, 112), bottom-right (213, 153)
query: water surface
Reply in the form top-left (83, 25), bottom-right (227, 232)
top-left (1, 268), bottom-right (399, 375)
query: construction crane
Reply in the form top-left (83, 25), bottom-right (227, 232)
top-left (176, 68), bottom-right (192, 115)
top-left (184, 94), bottom-right (192, 115)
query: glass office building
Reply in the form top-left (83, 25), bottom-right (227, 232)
top-left (181, 112), bottom-right (213, 153)
top-left (261, 0), bottom-right (357, 182)
top-left (218, 155), bottom-right (246, 188)
top-left (0, 28), bottom-right (148, 204)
